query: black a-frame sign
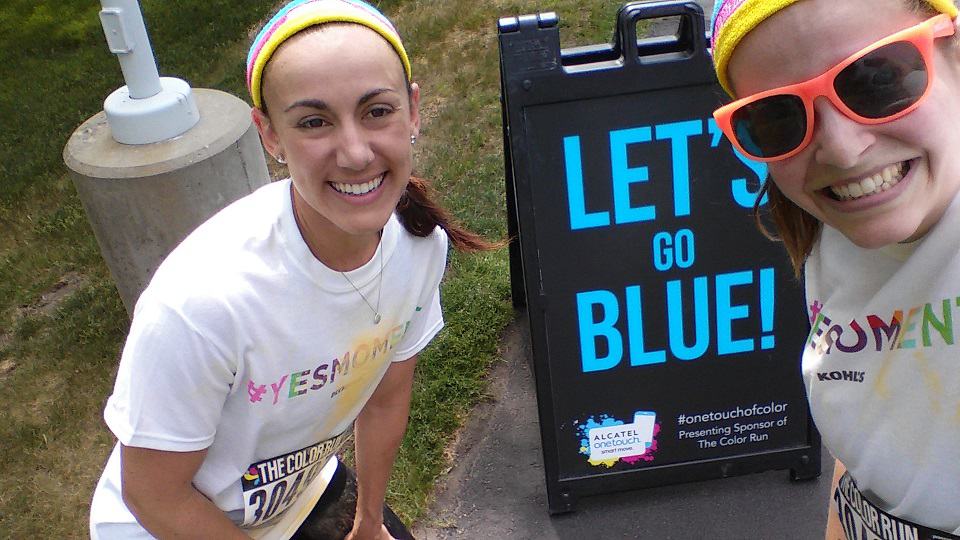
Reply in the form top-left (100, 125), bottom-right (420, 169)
top-left (498, 0), bottom-right (820, 514)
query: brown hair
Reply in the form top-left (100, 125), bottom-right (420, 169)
top-left (752, 180), bottom-right (821, 277)
top-left (397, 176), bottom-right (499, 252)
top-left (751, 0), bottom-right (955, 275)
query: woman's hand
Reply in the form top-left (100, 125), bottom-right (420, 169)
top-left (351, 357), bottom-right (417, 540)
top-left (345, 521), bottom-right (396, 540)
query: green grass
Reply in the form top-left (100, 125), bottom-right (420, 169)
top-left (0, 0), bottom-right (630, 536)
top-left (386, 1), bottom-right (630, 518)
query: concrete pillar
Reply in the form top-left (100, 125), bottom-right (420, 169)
top-left (63, 88), bottom-right (269, 316)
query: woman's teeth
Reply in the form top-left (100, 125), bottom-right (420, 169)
top-left (331, 174), bottom-right (385, 196)
top-left (830, 162), bottom-right (907, 201)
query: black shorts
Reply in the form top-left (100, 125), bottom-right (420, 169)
top-left (290, 461), bottom-right (414, 540)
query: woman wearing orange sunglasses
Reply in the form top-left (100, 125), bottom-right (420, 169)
top-left (712, 0), bottom-right (960, 538)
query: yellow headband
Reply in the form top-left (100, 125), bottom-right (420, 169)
top-left (247, 0), bottom-right (411, 109)
top-left (711, 0), bottom-right (959, 95)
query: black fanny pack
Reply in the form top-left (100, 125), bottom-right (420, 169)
top-left (835, 472), bottom-right (960, 540)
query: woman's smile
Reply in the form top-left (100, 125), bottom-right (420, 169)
top-left (825, 161), bottom-right (908, 201)
top-left (329, 172), bottom-right (387, 197)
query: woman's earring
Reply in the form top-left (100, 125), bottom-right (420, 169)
top-left (410, 134), bottom-right (417, 145)
top-left (276, 154), bottom-right (286, 164)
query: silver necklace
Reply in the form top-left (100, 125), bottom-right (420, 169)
top-left (341, 243), bottom-right (383, 325)
top-left (291, 185), bottom-right (384, 325)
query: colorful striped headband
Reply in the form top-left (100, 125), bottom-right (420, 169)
top-left (246, 0), bottom-right (411, 109)
top-left (710, 0), bottom-right (959, 95)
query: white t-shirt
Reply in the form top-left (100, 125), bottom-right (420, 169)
top-left (89, 179), bottom-right (448, 539)
top-left (803, 199), bottom-right (960, 534)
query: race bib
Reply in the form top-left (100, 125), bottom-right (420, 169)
top-left (834, 472), bottom-right (960, 540)
top-left (241, 432), bottom-right (351, 529)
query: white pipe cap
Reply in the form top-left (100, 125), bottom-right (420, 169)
top-left (104, 77), bottom-right (200, 145)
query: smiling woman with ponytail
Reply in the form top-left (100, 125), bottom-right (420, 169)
top-left (89, 1), bottom-right (496, 539)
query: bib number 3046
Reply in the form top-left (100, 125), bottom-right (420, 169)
top-left (241, 433), bottom-right (349, 528)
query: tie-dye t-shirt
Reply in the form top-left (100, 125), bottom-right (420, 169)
top-left (803, 198), bottom-right (960, 534)
top-left (89, 179), bottom-right (447, 539)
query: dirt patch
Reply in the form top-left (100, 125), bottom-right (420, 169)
top-left (18, 271), bottom-right (87, 318)
top-left (0, 358), bottom-right (15, 379)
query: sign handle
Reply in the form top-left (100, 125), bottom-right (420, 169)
top-left (615, 1), bottom-right (709, 67)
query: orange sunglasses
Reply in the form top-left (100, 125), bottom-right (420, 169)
top-left (713, 14), bottom-right (956, 163)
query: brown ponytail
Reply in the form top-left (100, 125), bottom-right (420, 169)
top-left (396, 176), bottom-right (502, 252)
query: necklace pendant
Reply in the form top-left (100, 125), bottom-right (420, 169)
top-left (374, 313), bottom-right (381, 325)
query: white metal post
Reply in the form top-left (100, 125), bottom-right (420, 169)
top-left (98, 0), bottom-right (199, 144)
top-left (99, 0), bottom-right (162, 98)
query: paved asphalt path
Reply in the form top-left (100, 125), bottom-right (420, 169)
top-left (415, 1), bottom-right (835, 538)
top-left (413, 318), bottom-right (832, 539)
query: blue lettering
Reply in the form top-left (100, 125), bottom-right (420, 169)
top-left (652, 229), bottom-right (695, 271)
top-left (652, 232), bottom-right (673, 272)
top-left (576, 268), bottom-right (780, 371)
top-left (566, 119), bottom-right (774, 233)
top-left (707, 118), bottom-right (769, 208)
top-left (564, 135), bottom-right (610, 230)
top-left (759, 267), bottom-right (775, 349)
top-left (654, 120), bottom-right (701, 217)
top-left (577, 290), bottom-right (622, 372)
top-left (626, 285), bottom-right (665, 366)
top-left (716, 271), bottom-right (755, 355)
top-left (731, 148), bottom-right (769, 208)
top-left (675, 229), bottom-right (695, 268)
top-left (667, 278), bottom-right (710, 360)
top-left (610, 127), bottom-right (655, 224)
